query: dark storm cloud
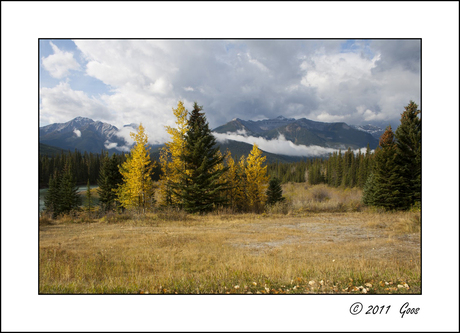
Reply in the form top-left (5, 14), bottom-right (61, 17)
top-left (370, 39), bottom-right (421, 73)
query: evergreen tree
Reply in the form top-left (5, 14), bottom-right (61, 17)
top-left (266, 177), bottom-right (285, 206)
top-left (368, 126), bottom-right (403, 210)
top-left (335, 150), bottom-right (343, 187)
top-left (45, 163), bottom-right (82, 218)
top-left (362, 172), bottom-right (377, 206)
top-left (395, 101), bottom-right (421, 209)
top-left (85, 179), bottom-right (93, 213)
top-left (59, 163), bottom-right (82, 215)
top-left (97, 153), bottom-right (123, 212)
top-left (176, 102), bottom-right (229, 213)
top-left (116, 123), bottom-right (156, 214)
top-left (44, 170), bottom-right (62, 218)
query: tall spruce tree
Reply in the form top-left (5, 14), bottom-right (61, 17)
top-left (395, 101), bottom-right (421, 209)
top-left (44, 170), bottom-right (62, 218)
top-left (85, 179), bottom-right (93, 214)
top-left (367, 126), bottom-right (403, 210)
top-left (59, 163), bottom-right (82, 214)
top-left (362, 172), bottom-right (377, 206)
top-left (45, 163), bottom-right (82, 218)
top-left (176, 102), bottom-right (229, 213)
top-left (97, 153), bottom-right (123, 212)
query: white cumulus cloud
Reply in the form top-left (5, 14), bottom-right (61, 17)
top-left (42, 42), bottom-right (80, 79)
top-left (40, 81), bottom-right (113, 126)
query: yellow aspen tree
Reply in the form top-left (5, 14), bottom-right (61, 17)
top-left (116, 123), bottom-right (156, 214)
top-left (223, 151), bottom-right (237, 209)
top-left (159, 101), bottom-right (188, 206)
top-left (223, 151), bottom-right (246, 211)
top-left (246, 144), bottom-right (269, 213)
top-left (235, 154), bottom-right (249, 211)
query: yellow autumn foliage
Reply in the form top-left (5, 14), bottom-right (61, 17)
top-left (246, 144), bottom-right (269, 213)
top-left (159, 101), bottom-right (189, 206)
top-left (116, 123), bottom-right (156, 213)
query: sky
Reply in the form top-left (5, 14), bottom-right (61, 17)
top-left (39, 39), bottom-right (421, 147)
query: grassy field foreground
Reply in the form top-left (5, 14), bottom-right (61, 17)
top-left (39, 184), bottom-right (421, 294)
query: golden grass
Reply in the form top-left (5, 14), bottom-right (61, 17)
top-left (40, 183), bottom-right (421, 294)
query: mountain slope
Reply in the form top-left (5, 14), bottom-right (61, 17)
top-left (40, 117), bottom-right (128, 154)
top-left (350, 124), bottom-right (385, 139)
top-left (217, 139), bottom-right (305, 163)
top-left (214, 117), bottom-right (380, 149)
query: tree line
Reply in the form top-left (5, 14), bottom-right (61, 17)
top-left (43, 101), bottom-right (284, 217)
top-left (42, 100), bottom-right (420, 217)
top-left (266, 145), bottom-right (375, 188)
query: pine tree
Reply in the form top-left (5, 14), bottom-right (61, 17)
top-left (246, 144), bottom-right (269, 213)
top-left (44, 170), bottom-right (62, 218)
top-left (97, 153), bottom-right (123, 212)
top-left (335, 150), bottom-right (343, 187)
top-left (116, 123), bottom-right (156, 214)
top-left (395, 101), bottom-right (421, 209)
top-left (45, 163), bottom-right (82, 218)
top-left (266, 177), bottom-right (285, 206)
top-left (85, 179), bottom-right (92, 213)
top-left (59, 163), bottom-right (82, 215)
top-left (362, 172), bottom-right (377, 206)
top-left (176, 102), bottom-right (229, 213)
top-left (368, 126), bottom-right (403, 210)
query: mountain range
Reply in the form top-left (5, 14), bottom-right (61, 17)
top-left (39, 117), bottom-right (130, 155)
top-left (40, 116), bottom-right (383, 160)
top-left (213, 116), bottom-right (380, 149)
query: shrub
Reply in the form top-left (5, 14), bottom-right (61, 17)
top-left (39, 213), bottom-right (53, 226)
top-left (310, 185), bottom-right (330, 202)
top-left (266, 201), bottom-right (290, 215)
top-left (99, 211), bottom-right (133, 223)
top-left (157, 207), bottom-right (188, 222)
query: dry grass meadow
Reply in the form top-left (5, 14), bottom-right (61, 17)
top-left (39, 183), bottom-right (421, 294)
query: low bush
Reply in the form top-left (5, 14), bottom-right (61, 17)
top-left (310, 185), bottom-right (331, 202)
top-left (39, 213), bottom-right (53, 226)
top-left (157, 207), bottom-right (188, 222)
